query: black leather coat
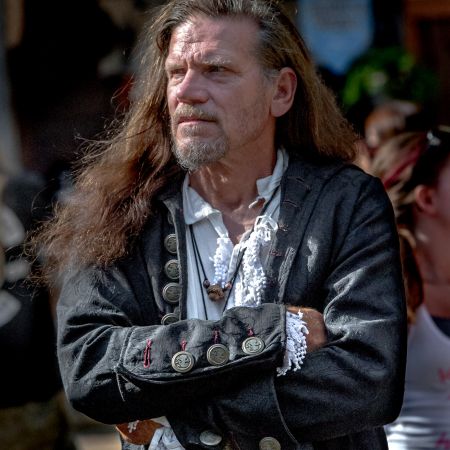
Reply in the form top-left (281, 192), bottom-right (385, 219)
top-left (57, 158), bottom-right (407, 449)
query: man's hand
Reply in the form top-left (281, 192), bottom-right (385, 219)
top-left (116, 419), bottom-right (163, 445)
top-left (286, 306), bottom-right (327, 352)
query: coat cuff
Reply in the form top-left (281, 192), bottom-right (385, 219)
top-left (117, 304), bottom-right (286, 384)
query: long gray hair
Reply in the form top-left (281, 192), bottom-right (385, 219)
top-left (34, 0), bottom-right (356, 279)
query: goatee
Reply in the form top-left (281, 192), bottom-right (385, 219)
top-left (172, 138), bottom-right (228, 171)
top-left (171, 105), bottom-right (228, 171)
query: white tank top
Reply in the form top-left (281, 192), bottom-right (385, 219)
top-left (386, 305), bottom-right (450, 449)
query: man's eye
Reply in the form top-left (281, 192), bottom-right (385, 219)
top-left (209, 65), bottom-right (226, 73)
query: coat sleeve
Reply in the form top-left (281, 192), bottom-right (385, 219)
top-left (56, 268), bottom-right (286, 424)
top-left (273, 176), bottom-right (407, 442)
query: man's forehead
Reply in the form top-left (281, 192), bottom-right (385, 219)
top-left (167, 15), bottom-right (259, 60)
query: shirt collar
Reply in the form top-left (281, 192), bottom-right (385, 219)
top-left (183, 148), bottom-right (289, 225)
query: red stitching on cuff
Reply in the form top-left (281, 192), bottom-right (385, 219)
top-left (143, 339), bottom-right (152, 368)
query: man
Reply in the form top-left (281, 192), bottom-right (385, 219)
top-left (39, 1), bottom-right (406, 449)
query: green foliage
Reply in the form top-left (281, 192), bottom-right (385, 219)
top-left (341, 47), bottom-right (438, 111)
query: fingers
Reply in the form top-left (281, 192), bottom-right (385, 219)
top-left (116, 419), bottom-right (163, 445)
top-left (286, 306), bottom-right (327, 352)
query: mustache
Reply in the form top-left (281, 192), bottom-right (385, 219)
top-left (172, 105), bottom-right (218, 124)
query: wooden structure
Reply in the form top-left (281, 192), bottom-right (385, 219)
top-left (404, 0), bottom-right (450, 123)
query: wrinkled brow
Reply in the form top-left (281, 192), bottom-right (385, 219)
top-left (165, 54), bottom-right (234, 70)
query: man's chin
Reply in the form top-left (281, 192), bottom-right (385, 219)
top-left (173, 144), bottom-right (227, 172)
top-left (175, 155), bottom-right (221, 172)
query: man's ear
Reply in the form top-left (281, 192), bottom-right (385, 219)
top-left (270, 67), bottom-right (297, 118)
top-left (414, 184), bottom-right (437, 215)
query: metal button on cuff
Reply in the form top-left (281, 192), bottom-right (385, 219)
top-left (207, 344), bottom-right (230, 366)
top-left (259, 437), bottom-right (281, 450)
top-left (242, 336), bottom-right (265, 355)
top-left (171, 351), bottom-right (195, 373)
top-left (199, 430), bottom-right (223, 446)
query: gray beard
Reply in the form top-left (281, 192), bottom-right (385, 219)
top-left (172, 137), bottom-right (228, 172)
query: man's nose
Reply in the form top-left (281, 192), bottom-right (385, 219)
top-left (175, 71), bottom-right (208, 105)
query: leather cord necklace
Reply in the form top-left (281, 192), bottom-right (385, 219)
top-left (189, 184), bottom-right (281, 317)
top-left (190, 225), bottom-right (244, 318)
top-left (190, 225), bottom-right (244, 307)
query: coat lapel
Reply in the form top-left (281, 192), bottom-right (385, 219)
top-left (263, 158), bottom-right (345, 304)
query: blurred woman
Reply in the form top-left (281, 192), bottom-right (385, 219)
top-left (371, 128), bottom-right (450, 449)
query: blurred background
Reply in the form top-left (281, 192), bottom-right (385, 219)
top-left (2, 0), bottom-right (449, 178)
top-left (0, 0), bottom-right (449, 449)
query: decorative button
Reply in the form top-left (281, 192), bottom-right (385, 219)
top-left (259, 437), bottom-right (281, 450)
top-left (199, 430), bottom-right (223, 446)
top-left (207, 344), bottom-right (230, 366)
top-left (164, 234), bottom-right (178, 254)
top-left (242, 336), bottom-right (265, 355)
top-left (164, 259), bottom-right (180, 280)
top-left (161, 312), bottom-right (179, 325)
top-left (171, 351), bottom-right (195, 373)
top-left (162, 283), bottom-right (181, 304)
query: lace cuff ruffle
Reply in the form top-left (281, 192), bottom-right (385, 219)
top-left (276, 310), bottom-right (308, 377)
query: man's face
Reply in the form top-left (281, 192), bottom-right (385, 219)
top-left (165, 15), bottom-right (276, 171)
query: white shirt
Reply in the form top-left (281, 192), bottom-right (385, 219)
top-left (386, 305), bottom-right (450, 449)
top-left (183, 148), bottom-right (288, 320)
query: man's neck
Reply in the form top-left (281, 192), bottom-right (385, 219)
top-left (189, 149), bottom-right (277, 243)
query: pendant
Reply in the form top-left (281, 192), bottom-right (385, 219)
top-left (206, 284), bottom-right (225, 302)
